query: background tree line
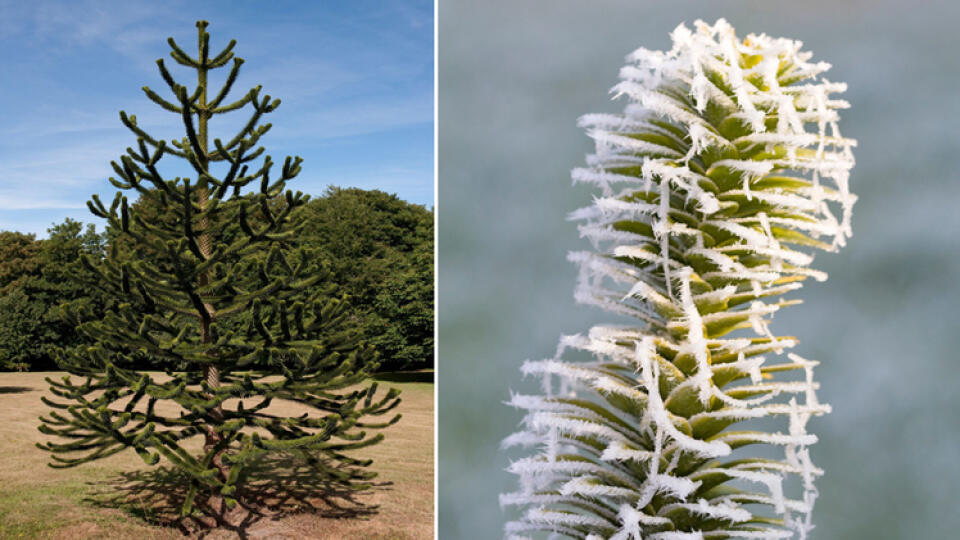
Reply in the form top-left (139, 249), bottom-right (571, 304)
top-left (0, 186), bottom-right (433, 372)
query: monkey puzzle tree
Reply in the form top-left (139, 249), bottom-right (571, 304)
top-left (37, 21), bottom-right (401, 522)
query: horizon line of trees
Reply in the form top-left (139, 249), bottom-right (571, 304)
top-left (0, 186), bottom-right (433, 372)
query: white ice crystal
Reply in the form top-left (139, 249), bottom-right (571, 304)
top-left (503, 18), bottom-right (855, 540)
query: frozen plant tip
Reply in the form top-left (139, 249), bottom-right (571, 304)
top-left (502, 19), bottom-right (855, 539)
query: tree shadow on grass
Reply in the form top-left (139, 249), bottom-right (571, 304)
top-left (0, 386), bottom-right (33, 394)
top-left (83, 453), bottom-right (391, 538)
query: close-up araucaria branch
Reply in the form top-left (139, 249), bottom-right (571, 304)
top-left (502, 19), bottom-right (856, 539)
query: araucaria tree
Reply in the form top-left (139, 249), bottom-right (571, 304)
top-left (503, 20), bottom-right (855, 539)
top-left (37, 21), bottom-right (401, 522)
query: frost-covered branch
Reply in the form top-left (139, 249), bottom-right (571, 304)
top-left (502, 19), bottom-right (856, 539)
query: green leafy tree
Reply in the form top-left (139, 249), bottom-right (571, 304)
top-left (37, 21), bottom-right (401, 523)
top-left (0, 221), bottom-right (107, 371)
top-left (0, 288), bottom-right (44, 371)
top-left (299, 187), bottom-right (434, 369)
top-left (503, 20), bottom-right (856, 539)
top-left (0, 231), bottom-right (40, 293)
top-left (37, 220), bottom-right (110, 362)
top-left (370, 233), bottom-right (433, 367)
top-left (0, 231), bottom-right (41, 371)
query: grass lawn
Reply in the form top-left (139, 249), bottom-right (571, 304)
top-left (0, 371), bottom-right (434, 539)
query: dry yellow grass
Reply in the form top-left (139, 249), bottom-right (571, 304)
top-left (0, 371), bottom-right (433, 539)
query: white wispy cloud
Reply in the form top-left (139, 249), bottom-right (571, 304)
top-left (0, 0), bottom-right (433, 223)
top-left (0, 197), bottom-right (84, 210)
top-left (275, 95), bottom-right (433, 140)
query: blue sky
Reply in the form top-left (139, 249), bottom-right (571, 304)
top-left (0, 0), bottom-right (434, 237)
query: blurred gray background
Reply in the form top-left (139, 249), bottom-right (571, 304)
top-left (438, 1), bottom-right (960, 538)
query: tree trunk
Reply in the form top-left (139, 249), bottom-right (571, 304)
top-left (194, 36), bottom-right (231, 518)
